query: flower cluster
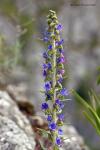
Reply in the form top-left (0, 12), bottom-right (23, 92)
top-left (41, 10), bottom-right (68, 149)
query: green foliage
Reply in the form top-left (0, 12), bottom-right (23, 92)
top-left (97, 67), bottom-right (100, 85)
top-left (72, 89), bottom-right (100, 135)
top-left (0, 0), bottom-right (17, 16)
top-left (0, 0), bottom-right (35, 71)
top-left (0, 0), bottom-right (34, 36)
top-left (0, 35), bottom-right (21, 70)
top-left (19, 14), bottom-right (34, 49)
top-left (97, 76), bottom-right (100, 85)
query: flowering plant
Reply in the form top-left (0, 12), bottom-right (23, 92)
top-left (41, 10), bottom-right (69, 149)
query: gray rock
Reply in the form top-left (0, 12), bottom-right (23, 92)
top-left (0, 91), bottom-right (35, 150)
top-left (0, 116), bottom-right (35, 150)
top-left (0, 91), bottom-right (34, 137)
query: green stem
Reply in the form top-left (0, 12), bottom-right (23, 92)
top-left (52, 36), bottom-right (57, 148)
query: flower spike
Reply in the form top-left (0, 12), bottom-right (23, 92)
top-left (41, 10), bottom-right (69, 149)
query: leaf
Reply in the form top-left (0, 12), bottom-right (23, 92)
top-left (89, 91), bottom-right (96, 111)
top-left (97, 66), bottom-right (100, 85)
top-left (53, 145), bottom-right (59, 150)
top-left (62, 99), bottom-right (72, 101)
top-left (72, 90), bottom-right (100, 135)
top-left (72, 89), bottom-right (90, 108)
top-left (83, 111), bottom-right (100, 135)
top-left (39, 140), bottom-right (47, 150)
top-left (36, 128), bottom-right (50, 136)
top-left (97, 75), bottom-right (100, 85)
top-left (88, 90), bottom-right (100, 118)
top-left (90, 90), bottom-right (100, 106)
top-left (72, 90), bottom-right (100, 124)
top-left (87, 106), bottom-right (100, 130)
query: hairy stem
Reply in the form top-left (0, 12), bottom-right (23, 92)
top-left (52, 36), bottom-right (57, 147)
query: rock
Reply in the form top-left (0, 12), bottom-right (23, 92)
top-left (0, 116), bottom-right (35, 150)
top-left (6, 84), bottom-right (28, 102)
top-left (0, 91), bottom-right (35, 150)
top-left (0, 91), bottom-right (33, 136)
top-left (6, 84), bottom-right (35, 116)
top-left (61, 125), bottom-right (89, 150)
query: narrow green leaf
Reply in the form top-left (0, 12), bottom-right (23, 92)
top-left (72, 90), bottom-right (100, 134)
top-left (39, 140), bottom-right (47, 150)
top-left (36, 128), bottom-right (50, 136)
top-left (88, 91), bottom-right (96, 110)
top-left (90, 90), bottom-right (100, 106)
top-left (97, 75), bottom-right (100, 85)
top-left (83, 111), bottom-right (100, 135)
top-left (87, 107), bottom-right (100, 130)
top-left (72, 90), bottom-right (90, 108)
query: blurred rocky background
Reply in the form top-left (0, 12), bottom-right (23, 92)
top-left (0, 0), bottom-right (100, 150)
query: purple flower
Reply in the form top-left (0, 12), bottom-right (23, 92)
top-left (57, 56), bottom-right (65, 63)
top-left (58, 129), bottom-right (63, 135)
top-left (61, 69), bottom-right (65, 75)
top-left (57, 74), bottom-right (63, 83)
top-left (41, 102), bottom-right (49, 110)
top-left (43, 37), bottom-right (49, 42)
top-left (55, 99), bottom-right (64, 109)
top-left (43, 64), bottom-right (48, 69)
top-left (43, 52), bottom-right (48, 59)
top-left (60, 39), bottom-right (64, 44)
top-left (58, 114), bottom-right (64, 121)
top-left (59, 102), bottom-right (64, 109)
top-left (48, 45), bottom-right (52, 50)
top-left (58, 77), bottom-right (63, 83)
top-left (58, 69), bottom-right (65, 75)
top-left (47, 62), bottom-right (52, 69)
top-left (45, 81), bottom-right (51, 91)
top-left (43, 70), bottom-right (47, 77)
top-left (55, 99), bottom-right (60, 105)
top-left (46, 93), bottom-right (51, 100)
top-left (58, 48), bottom-right (64, 54)
top-left (43, 31), bottom-right (50, 41)
top-left (60, 88), bottom-right (68, 96)
top-left (43, 63), bottom-right (52, 70)
top-left (56, 137), bottom-right (62, 146)
top-left (56, 39), bottom-right (64, 46)
top-left (47, 115), bottom-right (52, 121)
top-left (45, 31), bottom-right (51, 37)
top-left (56, 24), bottom-right (62, 31)
top-left (49, 122), bottom-right (57, 131)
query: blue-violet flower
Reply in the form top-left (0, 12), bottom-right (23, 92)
top-left (49, 122), bottom-right (57, 131)
top-left (56, 137), bottom-right (62, 146)
top-left (60, 88), bottom-right (68, 96)
top-left (41, 102), bottom-right (49, 110)
top-left (45, 81), bottom-right (51, 91)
